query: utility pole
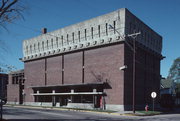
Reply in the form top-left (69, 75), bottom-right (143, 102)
top-left (109, 24), bottom-right (140, 113)
top-left (0, 76), bottom-right (3, 120)
top-left (127, 32), bottom-right (141, 114)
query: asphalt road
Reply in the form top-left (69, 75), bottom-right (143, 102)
top-left (2, 106), bottom-right (180, 121)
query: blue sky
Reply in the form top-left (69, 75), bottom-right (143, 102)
top-left (0, 0), bottom-right (180, 77)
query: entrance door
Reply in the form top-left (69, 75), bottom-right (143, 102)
top-left (52, 96), bottom-right (56, 106)
top-left (60, 96), bottom-right (68, 106)
top-left (94, 95), bottom-right (101, 108)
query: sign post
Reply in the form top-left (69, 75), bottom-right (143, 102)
top-left (151, 92), bottom-right (157, 112)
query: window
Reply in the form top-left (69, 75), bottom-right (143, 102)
top-left (42, 41), bottom-right (44, 51)
top-left (72, 32), bottom-right (74, 43)
top-left (78, 31), bottom-right (80, 42)
top-left (51, 39), bottom-right (53, 48)
top-left (91, 27), bottom-right (93, 39)
top-left (30, 45), bottom-right (32, 54)
top-left (98, 25), bottom-right (100, 37)
top-left (19, 79), bottom-right (22, 84)
top-left (84, 29), bottom-right (87, 40)
top-left (12, 77), bottom-right (15, 84)
top-left (16, 76), bottom-right (18, 84)
top-left (113, 21), bottom-right (116, 34)
top-left (26, 46), bottom-right (28, 55)
top-left (106, 23), bottom-right (108, 36)
top-left (38, 42), bottom-right (40, 52)
top-left (56, 37), bottom-right (58, 48)
top-left (23, 79), bottom-right (25, 84)
top-left (34, 44), bottom-right (36, 53)
top-left (67, 34), bottom-right (69, 45)
top-left (61, 36), bottom-right (63, 46)
top-left (46, 40), bottom-right (49, 49)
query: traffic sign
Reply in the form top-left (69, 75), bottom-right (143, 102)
top-left (151, 92), bottom-right (157, 98)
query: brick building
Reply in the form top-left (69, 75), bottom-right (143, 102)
top-left (7, 70), bottom-right (25, 104)
top-left (7, 8), bottom-right (163, 111)
top-left (0, 73), bottom-right (8, 101)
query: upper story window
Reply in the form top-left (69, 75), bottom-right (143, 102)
top-left (46, 40), bottom-right (49, 49)
top-left (84, 29), bottom-right (87, 40)
top-left (72, 32), bottom-right (74, 43)
top-left (34, 44), bottom-right (36, 52)
top-left (30, 45), bottom-right (32, 54)
top-left (98, 25), bottom-right (100, 37)
top-left (67, 34), bottom-right (69, 45)
top-left (12, 76), bottom-right (15, 84)
top-left (78, 31), bottom-right (80, 42)
top-left (61, 36), bottom-right (63, 46)
top-left (91, 27), bottom-right (93, 39)
top-left (51, 39), bottom-right (53, 48)
top-left (42, 41), bottom-right (44, 51)
top-left (38, 42), bottom-right (40, 52)
top-left (15, 76), bottom-right (18, 84)
top-left (26, 46), bottom-right (28, 55)
top-left (56, 37), bottom-right (58, 48)
top-left (106, 23), bottom-right (108, 36)
top-left (113, 21), bottom-right (116, 34)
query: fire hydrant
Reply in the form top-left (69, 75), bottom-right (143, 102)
top-left (145, 104), bottom-right (149, 112)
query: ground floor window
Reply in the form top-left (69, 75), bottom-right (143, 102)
top-left (34, 95), bottom-right (102, 108)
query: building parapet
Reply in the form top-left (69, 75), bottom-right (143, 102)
top-left (22, 8), bottom-right (162, 61)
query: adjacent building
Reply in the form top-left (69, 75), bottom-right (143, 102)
top-left (7, 8), bottom-right (163, 111)
top-left (7, 70), bottom-right (25, 104)
top-left (0, 73), bottom-right (8, 101)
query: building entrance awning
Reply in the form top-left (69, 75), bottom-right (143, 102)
top-left (29, 82), bottom-right (106, 90)
top-left (31, 92), bottom-right (105, 96)
top-left (30, 82), bottom-right (110, 96)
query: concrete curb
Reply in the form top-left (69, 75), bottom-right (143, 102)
top-left (5, 104), bottom-right (123, 116)
top-left (4, 104), bottom-right (159, 116)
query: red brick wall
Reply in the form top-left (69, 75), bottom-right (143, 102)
top-left (24, 88), bottom-right (34, 102)
top-left (64, 52), bottom-right (83, 84)
top-left (23, 42), bottom-right (161, 107)
top-left (7, 84), bottom-right (19, 102)
top-left (84, 44), bottom-right (125, 105)
top-left (7, 74), bottom-right (19, 102)
top-left (124, 43), bottom-right (161, 107)
top-left (24, 44), bottom-right (125, 105)
top-left (47, 56), bottom-right (62, 85)
top-left (24, 59), bottom-right (45, 102)
top-left (25, 59), bottom-right (45, 86)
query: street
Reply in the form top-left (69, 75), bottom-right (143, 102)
top-left (2, 106), bottom-right (180, 121)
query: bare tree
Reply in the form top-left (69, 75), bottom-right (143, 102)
top-left (0, 0), bottom-right (25, 29)
top-left (0, 0), bottom-right (26, 72)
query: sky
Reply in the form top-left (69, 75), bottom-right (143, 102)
top-left (0, 0), bottom-right (180, 77)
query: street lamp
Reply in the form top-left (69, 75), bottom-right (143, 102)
top-left (109, 24), bottom-right (140, 113)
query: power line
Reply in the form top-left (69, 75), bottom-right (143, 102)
top-left (10, 21), bottom-right (62, 39)
top-left (10, 20), bottom-right (124, 42)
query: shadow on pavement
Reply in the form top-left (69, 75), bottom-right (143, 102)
top-left (160, 107), bottom-right (180, 115)
top-left (6, 119), bottom-right (128, 121)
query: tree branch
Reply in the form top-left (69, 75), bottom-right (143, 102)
top-left (0, 0), bottom-right (18, 18)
